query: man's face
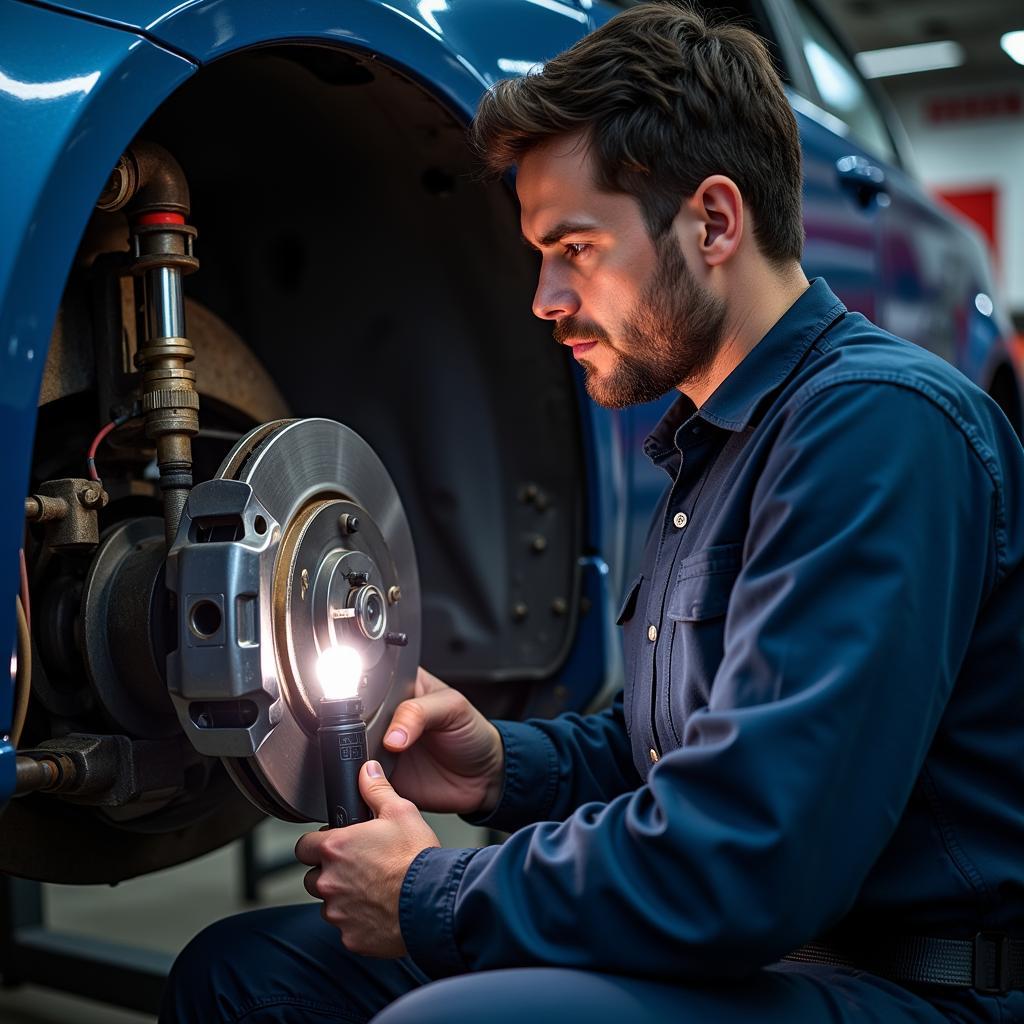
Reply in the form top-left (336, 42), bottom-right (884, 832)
top-left (517, 134), bottom-right (727, 409)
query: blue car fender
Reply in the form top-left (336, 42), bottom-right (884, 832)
top-left (0, 0), bottom-right (604, 803)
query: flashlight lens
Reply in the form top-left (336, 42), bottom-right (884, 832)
top-left (317, 645), bottom-right (364, 699)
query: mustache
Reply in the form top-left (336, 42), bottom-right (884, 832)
top-left (552, 316), bottom-right (612, 346)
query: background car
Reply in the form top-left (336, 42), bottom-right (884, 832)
top-left (1, 0), bottom-right (1019, 1001)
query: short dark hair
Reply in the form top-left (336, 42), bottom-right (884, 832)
top-left (471, 1), bottom-right (804, 264)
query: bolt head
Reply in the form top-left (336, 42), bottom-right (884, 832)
top-left (338, 513), bottom-right (360, 535)
top-left (387, 585), bottom-right (401, 605)
top-left (78, 487), bottom-right (106, 509)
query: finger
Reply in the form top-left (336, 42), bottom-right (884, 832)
top-left (303, 866), bottom-right (321, 899)
top-left (383, 688), bottom-right (461, 751)
top-left (359, 760), bottom-right (410, 817)
top-left (294, 830), bottom-right (326, 866)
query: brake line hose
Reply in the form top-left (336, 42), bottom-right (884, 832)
top-left (12, 593), bottom-right (30, 748)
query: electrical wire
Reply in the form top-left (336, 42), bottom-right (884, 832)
top-left (86, 420), bottom-right (121, 482)
top-left (18, 547), bottom-right (30, 634)
top-left (86, 407), bottom-right (141, 482)
top-left (12, 594), bottom-right (31, 749)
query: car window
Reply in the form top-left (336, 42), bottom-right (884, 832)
top-left (789, 0), bottom-right (895, 163)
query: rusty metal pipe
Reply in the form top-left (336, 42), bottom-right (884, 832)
top-left (25, 494), bottom-right (70, 523)
top-left (15, 756), bottom-right (57, 794)
top-left (97, 141), bottom-right (200, 548)
top-left (17, 758), bottom-right (55, 792)
top-left (96, 141), bottom-right (191, 217)
top-left (14, 751), bottom-right (77, 795)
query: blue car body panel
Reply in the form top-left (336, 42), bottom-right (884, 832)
top-left (16, 0), bottom-right (595, 89)
top-left (0, 0), bottom-right (601, 804)
top-left (1, 0), bottom-right (1018, 807)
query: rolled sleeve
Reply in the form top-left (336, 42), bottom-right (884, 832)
top-left (399, 846), bottom-right (476, 978)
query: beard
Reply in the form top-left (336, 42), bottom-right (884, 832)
top-left (554, 235), bottom-right (727, 409)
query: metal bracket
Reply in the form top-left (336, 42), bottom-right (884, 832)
top-left (166, 478), bottom-right (282, 758)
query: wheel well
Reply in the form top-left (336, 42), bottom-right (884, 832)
top-left (137, 44), bottom-right (585, 694)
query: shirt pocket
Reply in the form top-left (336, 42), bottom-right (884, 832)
top-left (616, 574), bottom-right (644, 735)
top-left (663, 543), bottom-right (742, 744)
top-left (616, 574), bottom-right (644, 625)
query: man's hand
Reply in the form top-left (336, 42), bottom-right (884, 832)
top-left (295, 760), bottom-right (440, 958)
top-left (383, 667), bottom-right (505, 816)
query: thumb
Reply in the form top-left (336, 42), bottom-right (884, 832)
top-left (383, 689), bottom-right (456, 751)
top-left (359, 760), bottom-right (403, 816)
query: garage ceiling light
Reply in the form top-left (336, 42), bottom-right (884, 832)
top-left (1001, 31), bottom-right (1024, 66)
top-left (855, 40), bottom-right (964, 79)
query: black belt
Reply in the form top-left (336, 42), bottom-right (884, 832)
top-left (783, 933), bottom-right (1024, 995)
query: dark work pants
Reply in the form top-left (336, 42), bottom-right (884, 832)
top-left (160, 904), bottom-right (1003, 1023)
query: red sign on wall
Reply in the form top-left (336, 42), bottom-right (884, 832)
top-left (926, 92), bottom-right (1022, 124)
top-left (935, 187), bottom-right (998, 262)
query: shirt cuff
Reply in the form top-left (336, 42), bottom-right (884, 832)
top-left (399, 846), bottom-right (476, 978)
top-left (460, 719), bottom-right (560, 833)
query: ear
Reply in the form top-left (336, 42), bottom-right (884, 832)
top-left (687, 175), bottom-right (743, 268)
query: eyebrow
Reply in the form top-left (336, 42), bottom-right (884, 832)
top-left (521, 220), bottom-right (601, 252)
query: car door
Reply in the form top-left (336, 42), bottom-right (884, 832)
top-left (783, 0), bottom-right (976, 371)
top-left (781, 0), bottom-right (891, 322)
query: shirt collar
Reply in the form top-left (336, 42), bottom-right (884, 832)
top-left (643, 278), bottom-right (846, 465)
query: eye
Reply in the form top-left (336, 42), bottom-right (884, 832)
top-left (564, 242), bottom-right (591, 260)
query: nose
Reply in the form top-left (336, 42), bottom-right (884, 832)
top-left (531, 260), bottom-right (580, 321)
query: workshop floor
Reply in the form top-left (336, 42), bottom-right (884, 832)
top-left (0, 813), bottom-right (485, 1023)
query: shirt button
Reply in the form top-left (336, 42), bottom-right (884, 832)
top-left (673, 511), bottom-right (688, 529)
top-left (649, 748), bottom-right (660, 764)
top-left (647, 624), bottom-right (658, 642)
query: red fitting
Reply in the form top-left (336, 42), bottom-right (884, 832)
top-left (135, 211), bottom-right (186, 226)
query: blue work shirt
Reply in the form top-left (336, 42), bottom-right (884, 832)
top-left (400, 279), bottom-right (1024, 999)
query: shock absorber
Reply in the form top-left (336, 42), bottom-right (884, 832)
top-left (97, 141), bottom-right (200, 546)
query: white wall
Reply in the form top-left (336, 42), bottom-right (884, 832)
top-left (887, 80), bottom-right (1024, 317)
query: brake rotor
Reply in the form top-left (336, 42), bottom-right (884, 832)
top-left (165, 418), bottom-right (420, 822)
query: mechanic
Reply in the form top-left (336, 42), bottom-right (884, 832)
top-left (162, 3), bottom-right (1024, 1021)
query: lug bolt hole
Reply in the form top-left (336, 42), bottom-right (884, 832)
top-left (190, 600), bottom-right (222, 638)
top-left (253, 515), bottom-right (268, 535)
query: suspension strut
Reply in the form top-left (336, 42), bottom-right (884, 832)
top-left (97, 142), bottom-right (200, 546)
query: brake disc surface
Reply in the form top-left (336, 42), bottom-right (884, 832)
top-left (166, 418), bottom-right (420, 822)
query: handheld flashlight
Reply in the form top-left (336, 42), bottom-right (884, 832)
top-left (316, 645), bottom-right (371, 828)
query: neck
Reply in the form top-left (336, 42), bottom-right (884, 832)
top-left (681, 261), bottom-right (810, 408)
